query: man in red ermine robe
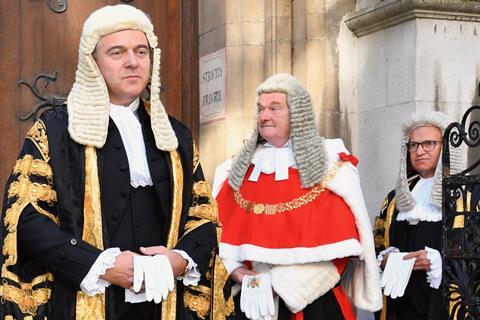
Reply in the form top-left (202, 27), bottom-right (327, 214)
top-left (213, 73), bottom-right (382, 320)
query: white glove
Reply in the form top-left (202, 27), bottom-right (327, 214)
top-left (381, 252), bottom-right (414, 299)
top-left (241, 273), bottom-right (275, 320)
top-left (133, 255), bottom-right (175, 303)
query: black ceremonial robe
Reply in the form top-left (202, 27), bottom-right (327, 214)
top-left (0, 102), bottom-right (232, 320)
top-left (373, 176), bottom-right (442, 320)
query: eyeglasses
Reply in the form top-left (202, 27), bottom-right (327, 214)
top-left (406, 140), bottom-right (442, 152)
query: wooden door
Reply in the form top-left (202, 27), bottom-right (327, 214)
top-left (0, 0), bottom-right (198, 191)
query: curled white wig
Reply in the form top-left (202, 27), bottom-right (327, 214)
top-left (67, 4), bottom-right (177, 150)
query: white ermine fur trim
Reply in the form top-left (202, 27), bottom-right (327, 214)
top-left (219, 240), bottom-right (363, 266)
top-left (326, 157), bottom-right (383, 311)
top-left (68, 4), bottom-right (177, 150)
top-left (395, 111), bottom-right (463, 211)
top-left (229, 73), bottom-right (328, 190)
top-left (270, 261), bottom-right (340, 314)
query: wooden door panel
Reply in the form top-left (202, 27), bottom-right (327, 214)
top-left (0, 0), bottom-right (198, 192)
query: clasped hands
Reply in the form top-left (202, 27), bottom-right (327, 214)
top-left (381, 249), bottom-right (430, 299)
top-left (100, 246), bottom-right (188, 303)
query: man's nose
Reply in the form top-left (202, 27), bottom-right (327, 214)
top-left (125, 50), bottom-right (139, 67)
top-left (415, 144), bottom-right (427, 154)
top-left (259, 110), bottom-right (271, 121)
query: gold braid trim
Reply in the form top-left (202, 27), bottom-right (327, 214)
top-left (193, 141), bottom-right (200, 173)
top-left (13, 156), bottom-right (52, 179)
top-left (383, 198), bottom-right (396, 251)
top-left (26, 120), bottom-right (49, 162)
top-left (193, 181), bottom-right (212, 198)
top-left (1, 141), bottom-right (56, 317)
top-left (184, 219), bottom-right (211, 236)
top-left (162, 150), bottom-right (184, 320)
top-left (3, 157), bottom-right (58, 268)
top-left (8, 177), bottom-right (57, 205)
top-left (188, 204), bottom-right (218, 221)
top-left (75, 146), bottom-right (105, 320)
top-left (0, 282), bottom-right (51, 316)
top-left (234, 160), bottom-right (344, 215)
top-left (1, 268), bottom-right (53, 286)
top-left (0, 267), bottom-right (53, 316)
top-left (184, 285), bottom-right (211, 319)
top-left (189, 181), bottom-right (218, 222)
top-left (211, 256), bottom-right (234, 319)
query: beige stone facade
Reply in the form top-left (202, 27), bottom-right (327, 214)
top-left (343, 0), bottom-right (480, 218)
top-left (199, 0), bottom-right (356, 182)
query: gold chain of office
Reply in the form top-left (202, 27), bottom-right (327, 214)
top-left (233, 160), bottom-right (344, 215)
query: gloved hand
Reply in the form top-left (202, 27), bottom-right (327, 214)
top-left (381, 252), bottom-right (414, 299)
top-left (240, 273), bottom-right (275, 320)
top-left (396, 254), bottom-right (415, 298)
top-left (133, 255), bottom-right (175, 303)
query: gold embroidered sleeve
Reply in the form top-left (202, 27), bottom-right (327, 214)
top-left (3, 155), bottom-right (58, 268)
top-left (1, 153), bottom-right (57, 316)
top-left (26, 119), bottom-right (49, 162)
top-left (185, 180), bottom-right (219, 236)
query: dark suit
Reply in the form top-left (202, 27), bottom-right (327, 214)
top-left (1, 102), bottom-right (218, 319)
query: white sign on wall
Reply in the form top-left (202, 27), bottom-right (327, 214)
top-left (199, 48), bottom-right (226, 124)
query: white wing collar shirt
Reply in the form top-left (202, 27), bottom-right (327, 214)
top-left (248, 140), bottom-right (296, 182)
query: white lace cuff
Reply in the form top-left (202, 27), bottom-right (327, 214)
top-left (377, 247), bottom-right (399, 274)
top-left (172, 249), bottom-right (201, 286)
top-left (425, 246), bottom-right (442, 289)
top-left (80, 247), bottom-right (121, 296)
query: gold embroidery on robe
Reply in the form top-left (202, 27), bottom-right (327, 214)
top-left (75, 146), bottom-right (105, 320)
top-left (161, 150), bottom-right (184, 320)
top-left (0, 282), bottom-right (51, 316)
top-left (184, 285), bottom-right (211, 319)
top-left (212, 256), bottom-right (234, 319)
top-left (189, 181), bottom-right (219, 222)
top-left (26, 120), bottom-right (49, 162)
top-left (1, 136), bottom-right (55, 316)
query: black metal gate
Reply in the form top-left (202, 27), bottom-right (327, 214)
top-left (442, 105), bottom-right (480, 319)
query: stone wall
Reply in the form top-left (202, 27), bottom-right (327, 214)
top-left (344, 0), bottom-right (480, 218)
top-left (199, 0), bottom-right (355, 183)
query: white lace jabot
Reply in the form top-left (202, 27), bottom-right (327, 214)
top-left (249, 140), bottom-right (297, 182)
top-left (109, 98), bottom-right (153, 188)
top-left (396, 177), bottom-right (441, 225)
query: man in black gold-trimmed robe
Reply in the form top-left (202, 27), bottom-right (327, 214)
top-left (0, 4), bottom-right (232, 320)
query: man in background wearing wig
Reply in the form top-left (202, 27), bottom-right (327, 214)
top-left (0, 4), bottom-right (229, 320)
top-left (374, 111), bottom-right (463, 320)
top-left (213, 73), bottom-right (382, 319)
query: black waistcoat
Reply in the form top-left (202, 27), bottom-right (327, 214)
top-left (98, 108), bottom-right (175, 319)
